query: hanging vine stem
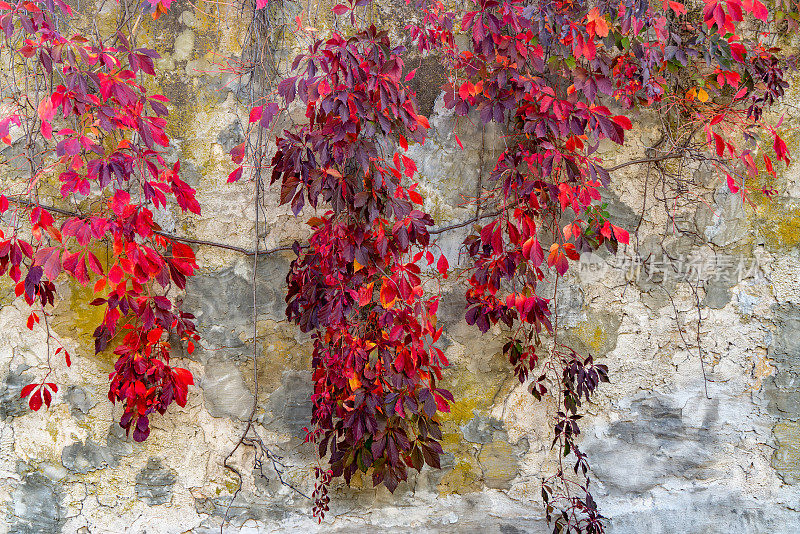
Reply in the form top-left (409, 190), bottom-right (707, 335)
top-left (220, 124), bottom-right (266, 530)
top-left (221, 3), bottom-right (310, 530)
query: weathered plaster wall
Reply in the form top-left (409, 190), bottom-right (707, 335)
top-left (2, 1), bottom-right (800, 532)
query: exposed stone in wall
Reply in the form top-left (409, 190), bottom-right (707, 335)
top-left (9, 473), bottom-right (64, 534)
top-left (0, 366), bottom-right (33, 421)
top-left (61, 439), bottom-right (113, 475)
top-left (63, 387), bottom-right (96, 420)
top-left (135, 458), bottom-right (178, 505)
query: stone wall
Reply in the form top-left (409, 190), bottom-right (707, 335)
top-left (2, 2), bottom-right (800, 532)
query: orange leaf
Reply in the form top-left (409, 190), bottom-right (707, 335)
top-left (93, 278), bottom-right (107, 294)
top-left (348, 375), bottom-right (362, 390)
top-left (380, 279), bottom-right (397, 309)
top-left (37, 96), bottom-right (55, 122)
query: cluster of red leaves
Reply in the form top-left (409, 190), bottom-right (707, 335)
top-left (107, 326), bottom-right (194, 441)
top-left (1, 0), bottom-right (198, 441)
top-left (405, 0), bottom-right (794, 531)
top-left (240, 24), bottom-right (452, 511)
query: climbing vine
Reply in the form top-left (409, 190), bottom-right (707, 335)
top-left (1, 0), bottom-right (796, 532)
top-left (0, 0), bottom-right (198, 441)
top-left (401, 0), bottom-right (793, 530)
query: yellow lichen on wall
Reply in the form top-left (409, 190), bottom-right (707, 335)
top-left (752, 198), bottom-right (800, 250)
top-left (435, 347), bottom-right (514, 494)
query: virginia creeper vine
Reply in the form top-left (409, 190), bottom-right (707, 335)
top-left (1, 0), bottom-right (796, 532)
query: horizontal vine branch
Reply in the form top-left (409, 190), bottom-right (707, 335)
top-left (4, 152), bottom-right (684, 258)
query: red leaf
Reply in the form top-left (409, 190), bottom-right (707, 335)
top-left (259, 102), bottom-right (280, 129)
top-left (20, 384), bottom-right (36, 398)
top-left (612, 115), bottom-right (632, 130)
top-left (228, 166), bottom-right (243, 183)
top-left (398, 134), bottom-right (408, 151)
top-left (109, 264), bottom-right (124, 285)
top-left (86, 252), bottom-right (104, 276)
top-left (547, 244), bottom-right (569, 275)
top-left (726, 174), bottom-right (739, 193)
top-left (526, 238), bottom-right (544, 267)
top-left (332, 4), bottom-right (348, 14)
top-left (600, 221), bottom-right (612, 239)
top-left (173, 367), bottom-right (194, 386)
top-left (358, 283), bottom-right (374, 306)
top-left (547, 243), bottom-right (559, 266)
top-left (714, 132), bottom-right (724, 157)
top-left (554, 253), bottom-right (569, 275)
top-left (764, 154), bottom-right (776, 177)
top-left (459, 82), bottom-right (473, 101)
top-left (612, 225), bottom-right (629, 244)
top-left (33, 246), bottom-right (61, 281)
top-left (401, 155), bottom-right (417, 177)
top-left (37, 96), bottom-right (55, 122)
top-left (434, 393), bottom-right (451, 413)
top-left (29, 389), bottom-right (42, 411)
top-left (172, 241), bottom-right (195, 261)
top-left (42, 387), bottom-right (51, 408)
top-left (563, 242), bottom-right (580, 260)
top-left (522, 236), bottom-right (533, 258)
top-left (774, 134), bottom-right (790, 164)
top-left (147, 328), bottom-right (163, 344)
top-left (94, 278), bottom-right (106, 294)
top-left (668, 1), bottom-right (687, 15)
top-left (249, 105), bottom-right (263, 123)
top-left (437, 255), bottom-right (449, 277)
top-left (230, 142), bottom-right (245, 164)
top-left (749, 0), bottom-right (768, 20)
top-left (0, 195), bottom-right (7, 213)
top-left (454, 134), bottom-right (464, 150)
top-left (405, 68), bottom-right (417, 82)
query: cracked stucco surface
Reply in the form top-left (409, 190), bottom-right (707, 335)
top-left (2, 1), bottom-right (800, 532)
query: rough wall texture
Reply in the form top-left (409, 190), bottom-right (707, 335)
top-left (2, 2), bottom-right (800, 533)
